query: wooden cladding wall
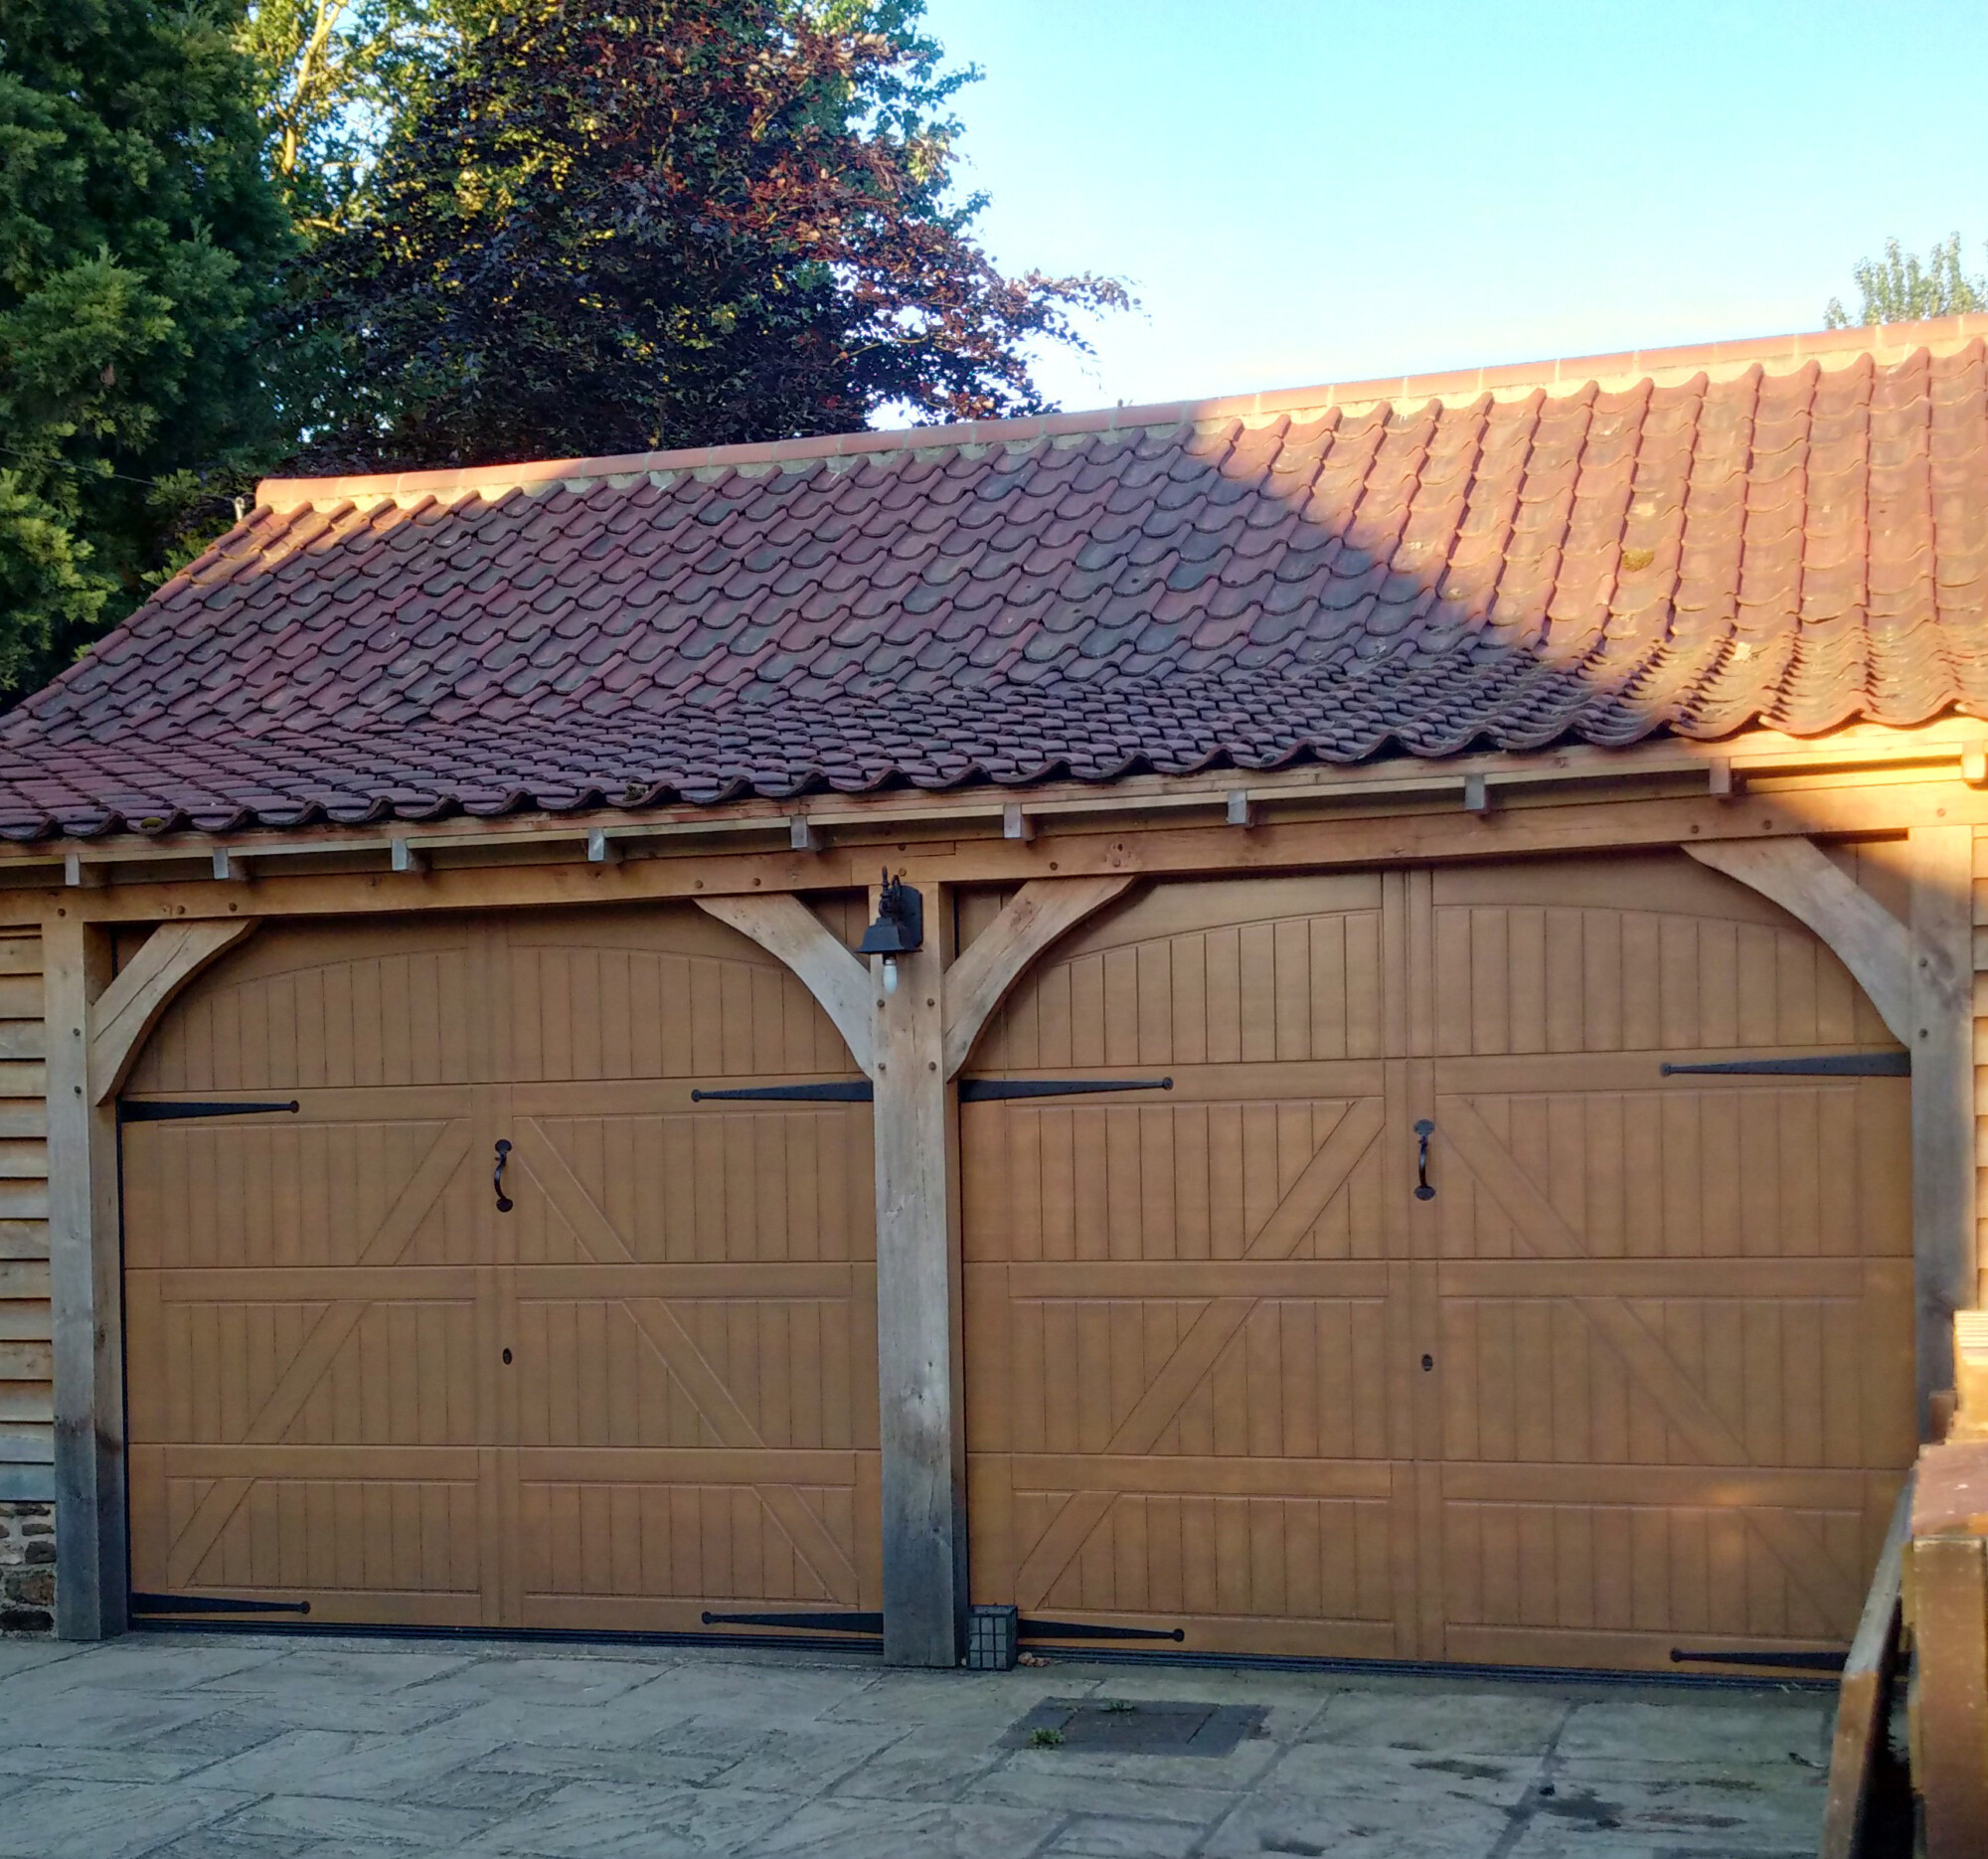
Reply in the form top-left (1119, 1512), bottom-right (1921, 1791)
top-left (0, 932), bottom-right (48, 1500)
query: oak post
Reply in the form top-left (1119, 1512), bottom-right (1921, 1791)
top-left (869, 880), bottom-right (965, 1666)
top-left (1910, 825), bottom-right (1976, 1431)
top-left (45, 914), bottom-right (126, 1639)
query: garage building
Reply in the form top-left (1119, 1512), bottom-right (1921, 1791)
top-left (1, 315), bottom-right (1984, 1675)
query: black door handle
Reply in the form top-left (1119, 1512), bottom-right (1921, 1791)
top-left (1413, 1119), bottom-right (1435, 1200)
top-left (493, 1138), bottom-right (514, 1213)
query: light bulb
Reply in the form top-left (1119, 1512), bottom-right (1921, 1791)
top-left (883, 956), bottom-right (899, 996)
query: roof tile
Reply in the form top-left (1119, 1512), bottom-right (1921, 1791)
top-left (1, 326), bottom-right (1985, 835)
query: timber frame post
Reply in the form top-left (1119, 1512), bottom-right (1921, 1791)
top-left (703, 875), bottom-right (1131, 1664)
top-left (46, 914), bottom-right (124, 1639)
top-left (45, 913), bottom-right (255, 1639)
top-left (1689, 834), bottom-right (1976, 1431)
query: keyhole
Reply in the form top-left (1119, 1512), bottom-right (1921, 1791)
top-left (502, 1348), bottom-right (513, 1365)
top-left (1420, 1354), bottom-right (1434, 1372)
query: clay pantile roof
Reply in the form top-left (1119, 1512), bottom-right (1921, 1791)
top-left (5, 315), bottom-right (1988, 840)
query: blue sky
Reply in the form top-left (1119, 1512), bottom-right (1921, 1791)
top-left (919, 1), bottom-right (1986, 413)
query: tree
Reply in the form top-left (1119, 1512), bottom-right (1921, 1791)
top-left (1826, 233), bottom-right (1986, 328)
top-left (296, 0), bottom-right (1128, 469)
top-left (0, 0), bottom-right (293, 689)
top-left (238, 0), bottom-right (473, 236)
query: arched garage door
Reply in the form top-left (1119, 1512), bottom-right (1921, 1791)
top-left (121, 904), bottom-right (879, 1631)
top-left (961, 854), bottom-right (1916, 1671)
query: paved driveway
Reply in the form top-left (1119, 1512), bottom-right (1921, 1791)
top-left (0, 1632), bottom-right (1832, 1857)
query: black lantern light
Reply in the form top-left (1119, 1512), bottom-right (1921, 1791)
top-left (858, 869), bottom-right (923, 995)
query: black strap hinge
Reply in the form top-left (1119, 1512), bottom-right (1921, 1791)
top-left (131, 1592), bottom-right (310, 1616)
top-left (701, 1609), bottom-right (882, 1634)
top-left (119, 1099), bottom-right (301, 1124)
top-left (690, 1081), bottom-right (873, 1103)
top-left (1660, 1053), bottom-right (1907, 1078)
top-left (959, 1077), bottom-right (1174, 1102)
top-left (1020, 1615), bottom-right (1185, 1643)
top-left (1670, 1646), bottom-right (1845, 1671)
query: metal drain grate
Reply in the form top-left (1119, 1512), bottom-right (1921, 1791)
top-left (1002, 1698), bottom-right (1266, 1757)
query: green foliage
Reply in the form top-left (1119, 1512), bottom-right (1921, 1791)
top-left (0, 0), bottom-right (293, 689)
top-left (295, 0), bottom-right (1129, 469)
top-left (238, 0), bottom-right (473, 235)
top-left (0, 471), bottom-right (106, 688)
top-left (1826, 234), bottom-right (1987, 329)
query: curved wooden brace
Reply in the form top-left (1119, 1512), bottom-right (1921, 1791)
top-left (940, 875), bottom-right (1134, 1078)
top-left (88, 918), bottom-right (258, 1104)
top-left (1686, 838), bottom-right (1913, 1046)
top-left (695, 893), bottom-right (876, 1077)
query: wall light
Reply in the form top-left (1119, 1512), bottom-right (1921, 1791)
top-left (859, 870), bottom-right (923, 997)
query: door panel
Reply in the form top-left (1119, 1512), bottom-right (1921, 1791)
top-left (963, 876), bottom-right (1413, 1658)
top-left (1425, 858), bottom-right (1913, 1667)
top-left (122, 906), bottom-right (878, 1632)
top-left (504, 1095), bottom-right (879, 1631)
top-left (123, 1088), bottom-right (489, 1623)
top-left (963, 856), bottom-right (1915, 1670)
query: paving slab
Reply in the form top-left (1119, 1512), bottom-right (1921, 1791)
top-left (1203, 1783), bottom-right (1515, 1858)
top-left (711, 1722), bottom-right (908, 1793)
top-left (1557, 1692), bottom-right (1833, 1769)
top-left (828, 1742), bottom-right (1007, 1802)
top-left (1271, 1738), bottom-right (1540, 1808)
top-left (1043, 1812), bottom-right (1206, 1857)
top-left (1304, 1683), bottom-right (1571, 1756)
top-left (220, 1790), bottom-right (500, 1848)
top-left (192, 1722), bottom-right (510, 1800)
top-left (193, 1645), bottom-right (482, 1697)
top-left (748, 1796), bottom-right (1065, 1857)
top-left (456, 1777), bottom-right (803, 1856)
top-left (0, 1779), bottom-right (249, 1859)
top-left (1538, 1759), bottom-right (1827, 1849)
top-left (0, 1638), bottom-right (82, 1679)
top-left (406, 1655), bottom-right (669, 1710)
top-left (16, 1637), bottom-right (287, 1694)
top-left (968, 1755), bottom-right (1242, 1825)
top-left (0, 1635), bottom-right (1838, 1859)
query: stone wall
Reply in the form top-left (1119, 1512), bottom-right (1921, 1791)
top-left (0, 1499), bottom-right (54, 1633)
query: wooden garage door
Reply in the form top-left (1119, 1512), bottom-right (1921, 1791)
top-left (961, 855), bottom-right (1915, 1670)
top-left (122, 905), bottom-right (879, 1632)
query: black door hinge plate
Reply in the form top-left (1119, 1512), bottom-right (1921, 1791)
top-left (1660, 1053), bottom-right (1907, 1078)
top-left (1670, 1646), bottom-right (1846, 1670)
top-left (691, 1082), bottom-right (874, 1102)
top-left (959, 1077), bottom-right (1173, 1102)
top-left (1020, 1615), bottom-right (1186, 1642)
top-left (131, 1592), bottom-right (311, 1615)
top-left (119, 1099), bottom-right (301, 1124)
top-left (701, 1609), bottom-right (882, 1634)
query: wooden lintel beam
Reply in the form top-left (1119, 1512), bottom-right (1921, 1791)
top-left (10, 781), bottom-right (1988, 930)
top-left (15, 726), bottom-right (1988, 884)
